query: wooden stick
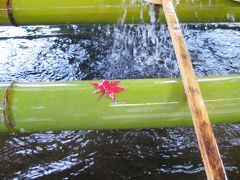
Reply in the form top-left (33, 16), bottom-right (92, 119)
top-left (162, 1), bottom-right (227, 179)
top-left (145, 0), bottom-right (227, 179)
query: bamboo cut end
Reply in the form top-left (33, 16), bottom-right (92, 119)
top-left (0, 84), bottom-right (10, 132)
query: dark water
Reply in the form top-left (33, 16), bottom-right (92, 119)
top-left (0, 23), bottom-right (240, 179)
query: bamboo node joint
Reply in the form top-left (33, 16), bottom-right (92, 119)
top-left (2, 81), bottom-right (18, 133)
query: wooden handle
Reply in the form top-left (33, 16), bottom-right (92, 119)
top-left (161, 0), bottom-right (227, 179)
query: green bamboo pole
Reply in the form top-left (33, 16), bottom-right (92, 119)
top-left (0, 75), bottom-right (240, 133)
top-left (0, 0), bottom-right (240, 25)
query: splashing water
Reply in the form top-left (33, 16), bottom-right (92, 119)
top-left (99, 24), bottom-right (178, 79)
top-left (0, 23), bottom-right (239, 82)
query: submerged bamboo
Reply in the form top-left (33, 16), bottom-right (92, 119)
top-left (0, 0), bottom-right (240, 26)
top-left (0, 75), bottom-right (240, 133)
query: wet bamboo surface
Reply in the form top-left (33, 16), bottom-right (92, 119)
top-left (0, 0), bottom-right (240, 25)
top-left (0, 75), bottom-right (240, 133)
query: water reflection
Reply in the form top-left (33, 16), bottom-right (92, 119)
top-left (0, 126), bottom-right (240, 179)
top-left (0, 23), bottom-right (240, 179)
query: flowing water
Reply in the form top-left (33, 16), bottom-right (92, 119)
top-left (0, 23), bottom-right (240, 179)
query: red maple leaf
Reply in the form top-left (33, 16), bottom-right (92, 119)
top-left (91, 80), bottom-right (126, 101)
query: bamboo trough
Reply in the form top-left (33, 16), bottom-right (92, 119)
top-left (0, 0), bottom-right (240, 25)
top-left (0, 75), bottom-right (240, 133)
